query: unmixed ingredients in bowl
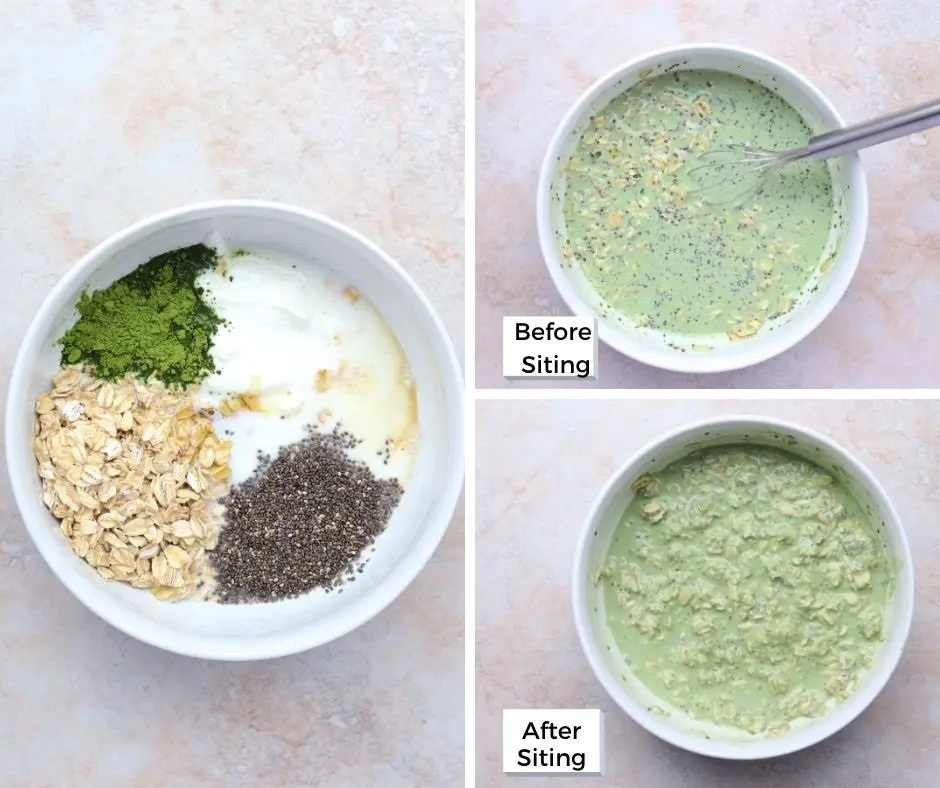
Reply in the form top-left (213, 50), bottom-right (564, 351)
top-left (562, 70), bottom-right (834, 342)
top-left (32, 243), bottom-right (418, 604)
top-left (599, 445), bottom-right (891, 735)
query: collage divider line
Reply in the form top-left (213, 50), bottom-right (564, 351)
top-left (463, 0), bottom-right (476, 782)
top-left (474, 388), bottom-right (940, 401)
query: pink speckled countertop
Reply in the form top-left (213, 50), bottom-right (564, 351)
top-left (477, 400), bottom-right (940, 786)
top-left (476, 0), bottom-right (940, 388)
top-left (0, 3), bottom-right (464, 786)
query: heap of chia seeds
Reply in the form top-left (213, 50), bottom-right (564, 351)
top-left (211, 425), bottom-right (404, 603)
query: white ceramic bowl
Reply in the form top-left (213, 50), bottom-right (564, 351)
top-left (537, 44), bottom-right (869, 374)
top-left (573, 416), bottom-right (913, 759)
top-left (6, 200), bottom-right (464, 660)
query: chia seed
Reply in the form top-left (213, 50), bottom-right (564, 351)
top-left (211, 424), bottom-right (403, 603)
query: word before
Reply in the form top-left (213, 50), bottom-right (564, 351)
top-left (514, 321), bottom-right (593, 341)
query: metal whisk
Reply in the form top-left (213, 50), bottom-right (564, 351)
top-left (685, 97), bottom-right (940, 205)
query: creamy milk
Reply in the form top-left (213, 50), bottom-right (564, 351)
top-left (195, 252), bottom-right (418, 486)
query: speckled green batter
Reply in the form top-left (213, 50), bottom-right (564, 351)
top-left (600, 446), bottom-right (890, 735)
top-left (563, 70), bottom-right (834, 339)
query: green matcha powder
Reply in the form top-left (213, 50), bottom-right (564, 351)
top-left (59, 244), bottom-right (224, 387)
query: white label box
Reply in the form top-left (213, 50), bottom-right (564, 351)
top-left (502, 316), bottom-right (597, 381)
top-left (502, 709), bottom-right (604, 776)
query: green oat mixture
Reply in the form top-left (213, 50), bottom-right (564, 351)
top-left (59, 244), bottom-right (224, 387)
top-left (600, 445), bottom-right (890, 735)
top-left (562, 70), bottom-right (834, 340)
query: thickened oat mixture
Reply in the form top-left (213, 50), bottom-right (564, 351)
top-left (600, 445), bottom-right (890, 734)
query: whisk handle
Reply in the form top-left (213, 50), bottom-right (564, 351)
top-left (807, 97), bottom-right (940, 159)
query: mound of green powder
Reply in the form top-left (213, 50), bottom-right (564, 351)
top-left (59, 244), bottom-right (224, 387)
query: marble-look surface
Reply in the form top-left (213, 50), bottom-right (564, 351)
top-left (0, 2), bottom-right (463, 786)
top-left (477, 400), bottom-right (940, 786)
top-left (476, 0), bottom-right (940, 388)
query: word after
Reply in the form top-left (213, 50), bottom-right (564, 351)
top-left (502, 709), bottom-right (604, 776)
top-left (502, 316), bottom-right (597, 380)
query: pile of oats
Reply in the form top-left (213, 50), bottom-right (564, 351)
top-left (33, 366), bottom-right (232, 601)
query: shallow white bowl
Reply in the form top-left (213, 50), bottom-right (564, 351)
top-left (6, 200), bottom-right (464, 660)
top-left (537, 44), bottom-right (869, 374)
top-left (573, 416), bottom-right (913, 759)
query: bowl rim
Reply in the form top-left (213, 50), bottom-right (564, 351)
top-left (5, 199), bottom-right (465, 661)
top-left (536, 42), bottom-right (870, 374)
top-left (571, 414), bottom-right (914, 759)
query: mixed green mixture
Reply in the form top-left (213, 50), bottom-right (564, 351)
top-left (600, 446), bottom-right (890, 735)
top-left (562, 70), bottom-right (834, 340)
top-left (59, 244), bottom-right (224, 387)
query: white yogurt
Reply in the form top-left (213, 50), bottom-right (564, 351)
top-left (196, 252), bottom-right (418, 486)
